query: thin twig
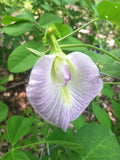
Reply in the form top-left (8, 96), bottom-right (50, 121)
top-left (57, 18), bottom-right (100, 42)
top-left (7, 80), bottom-right (28, 90)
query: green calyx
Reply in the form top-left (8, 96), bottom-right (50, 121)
top-left (44, 25), bottom-right (65, 57)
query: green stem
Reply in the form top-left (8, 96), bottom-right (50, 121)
top-left (12, 140), bottom-right (46, 151)
top-left (104, 82), bottom-right (120, 85)
top-left (10, 128), bottom-right (51, 153)
top-left (102, 72), bottom-right (120, 80)
top-left (92, 99), bottom-right (120, 104)
top-left (49, 34), bottom-right (62, 53)
top-left (11, 140), bottom-right (81, 152)
top-left (46, 26), bottom-right (65, 57)
top-left (60, 44), bottom-right (120, 62)
top-left (37, 122), bottom-right (47, 126)
top-left (57, 18), bottom-right (100, 42)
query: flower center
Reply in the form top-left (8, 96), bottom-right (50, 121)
top-left (51, 56), bottom-right (71, 86)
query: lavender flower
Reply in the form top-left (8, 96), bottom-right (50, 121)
top-left (26, 51), bottom-right (103, 131)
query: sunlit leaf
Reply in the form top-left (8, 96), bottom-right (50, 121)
top-left (39, 13), bottom-right (62, 29)
top-left (97, 1), bottom-right (120, 25)
top-left (17, 10), bottom-right (35, 23)
top-left (55, 23), bottom-right (71, 37)
top-left (2, 22), bottom-right (34, 36)
top-left (2, 16), bottom-right (28, 25)
top-left (8, 41), bottom-right (45, 73)
top-left (2, 10), bottom-right (35, 25)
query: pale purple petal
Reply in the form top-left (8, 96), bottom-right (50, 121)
top-left (26, 55), bottom-right (72, 131)
top-left (66, 51), bottom-right (103, 121)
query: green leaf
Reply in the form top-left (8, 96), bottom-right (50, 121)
top-left (55, 23), bottom-right (71, 37)
top-left (23, 151), bottom-right (40, 160)
top-left (75, 123), bottom-right (120, 160)
top-left (0, 76), bottom-right (9, 84)
top-left (22, 136), bottom-right (39, 145)
top-left (39, 126), bottom-right (49, 136)
top-left (2, 22), bottom-right (34, 36)
top-left (8, 41), bottom-right (45, 73)
top-left (2, 132), bottom-right (10, 141)
top-left (101, 84), bottom-right (114, 99)
top-left (59, 37), bottom-right (87, 52)
top-left (72, 115), bottom-right (86, 131)
top-left (26, 47), bottom-right (45, 57)
top-left (49, 146), bottom-right (69, 160)
top-left (2, 10), bottom-right (35, 25)
top-left (84, 0), bottom-right (95, 13)
top-left (112, 100), bottom-right (120, 119)
top-left (2, 16), bottom-right (28, 25)
top-left (47, 128), bottom-right (85, 154)
top-left (0, 101), bottom-right (8, 122)
top-left (63, 0), bottom-right (78, 5)
top-left (7, 116), bottom-right (33, 145)
top-left (39, 13), bottom-right (62, 29)
top-left (97, 1), bottom-right (120, 25)
top-left (119, 92), bottom-right (120, 99)
top-left (41, 4), bottom-right (52, 11)
top-left (52, 0), bottom-right (61, 6)
top-left (47, 128), bottom-right (74, 142)
top-left (114, 38), bottom-right (120, 47)
top-left (67, 150), bottom-right (81, 160)
top-left (101, 49), bottom-right (120, 78)
top-left (2, 151), bottom-right (29, 160)
top-left (0, 85), bottom-right (7, 91)
top-left (92, 104), bottom-right (112, 128)
top-left (17, 10), bottom-right (35, 23)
